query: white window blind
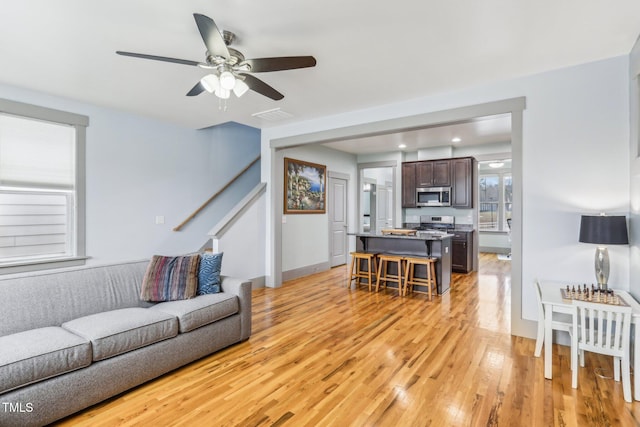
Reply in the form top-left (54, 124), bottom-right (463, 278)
top-left (0, 114), bottom-right (75, 190)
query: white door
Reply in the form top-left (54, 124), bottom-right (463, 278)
top-left (329, 176), bottom-right (348, 267)
top-left (376, 185), bottom-right (389, 231)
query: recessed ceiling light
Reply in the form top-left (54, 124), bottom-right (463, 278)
top-left (398, 144), bottom-right (407, 149)
top-left (489, 162), bottom-right (504, 168)
top-left (452, 137), bottom-right (462, 143)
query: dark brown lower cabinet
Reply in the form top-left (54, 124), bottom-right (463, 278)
top-left (451, 231), bottom-right (473, 273)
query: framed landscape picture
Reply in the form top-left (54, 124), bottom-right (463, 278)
top-left (284, 157), bottom-right (326, 214)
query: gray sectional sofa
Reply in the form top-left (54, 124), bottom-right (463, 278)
top-left (0, 260), bottom-right (252, 427)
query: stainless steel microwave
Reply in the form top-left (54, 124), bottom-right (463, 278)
top-left (416, 187), bottom-right (451, 207)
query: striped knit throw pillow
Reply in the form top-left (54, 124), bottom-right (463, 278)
top-left (140, 255), bottom-right (200, 301)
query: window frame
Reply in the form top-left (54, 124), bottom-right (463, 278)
top-left (0, 98), bottom-right (88, 274)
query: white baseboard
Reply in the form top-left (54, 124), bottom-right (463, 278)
top-left (282, 262), bottom-right (331, 282)
top-left (250, 276), bottom-right (266, 289)
top-left (480, 246), bottom-right (510, 254)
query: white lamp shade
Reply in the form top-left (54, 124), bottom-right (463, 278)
top-left (215, 87), bottom-right (231, 99)
top-left (233, 79), bottom-right (250, 97)
top-left (219, 71), bottom-right (236, 90)
top-left (200, 74), bottom-right (219, 93)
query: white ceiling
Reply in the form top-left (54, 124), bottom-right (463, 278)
top-left (1, 0), bottom-right (640, 136)
top-left (323, 114), bottom-right (512, 154)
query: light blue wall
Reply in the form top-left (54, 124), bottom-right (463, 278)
top-left (0, 83), bottom-right (260, 264)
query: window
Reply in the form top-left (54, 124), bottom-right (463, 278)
top-left (479, 171), bottom-right (512, 232)
top-left (0, 98), bottom-right (88, 273)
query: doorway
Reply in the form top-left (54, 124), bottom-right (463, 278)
top-left (359, 165), bottom-right (395, 233)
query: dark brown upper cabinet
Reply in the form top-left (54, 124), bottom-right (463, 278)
top-left (401, 162), bottom-right (417, 208)
top-left (416, 160), bottom-right (451, 188)
top-left (450, 157), bottom-right (475, 208)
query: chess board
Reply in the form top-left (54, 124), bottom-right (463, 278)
top-left (560, 288), bottom-right (629, 307)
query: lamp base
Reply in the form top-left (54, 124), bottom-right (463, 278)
top-left (594, 246), bottom-right (610, 291)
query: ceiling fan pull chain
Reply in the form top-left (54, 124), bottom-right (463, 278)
top-left (218, 98), bottom-right (228, 112)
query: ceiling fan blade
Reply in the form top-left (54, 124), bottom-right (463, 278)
top-left (242, 56), bottom-right (316, 72)
top-left (240, 74), bottom-right (284, 100)
top-left (193, 13), bottom-right (230, 58)
top-left (116, 51), bottom-right (200, 67)
top-left (186, 81), bottom-right (206, 96)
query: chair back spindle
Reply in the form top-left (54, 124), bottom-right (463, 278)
top-left (572, 300), bottom-right (632, 402)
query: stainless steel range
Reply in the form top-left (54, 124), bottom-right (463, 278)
top-left (414, 215), bottom-right (455, 236)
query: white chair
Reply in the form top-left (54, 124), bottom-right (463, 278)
top-left (571, 300), bottom-right (633, 402)
top-left (534, 280), bottom-right (574, 358)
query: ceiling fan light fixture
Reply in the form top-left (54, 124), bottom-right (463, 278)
top-left (219, 71), bottom-right (236, 90)
top-left (200, 74), bottom-right (220, 93)
top-left (233, 79), bottom-right (250, 97)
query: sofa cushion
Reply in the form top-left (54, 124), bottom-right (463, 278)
top-left (140, 255), bottom-right (200, 302)
top-left (0, 261), bottom-right (151, 337)
top-left (198, 252), bottom-right (223, 295)
top-left (0, 326), bottom-right (91, 395)
top-left (62, 308), bottom-right (178, 361)
top-left (150, 293), bottom-right (238, 333)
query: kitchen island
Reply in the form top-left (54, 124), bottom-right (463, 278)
top-left (351, 231), bottom-right (452, 294)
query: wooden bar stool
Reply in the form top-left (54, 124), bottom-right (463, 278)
top-left (376, 254), bottom-right (405, 294)
top-left (347, 252), bottom-right (377, 291)
top-left (403, 256), bottom-right (437, 300)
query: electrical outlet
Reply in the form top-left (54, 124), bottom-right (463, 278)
top-left (155, 215), bottom-right (165, 225)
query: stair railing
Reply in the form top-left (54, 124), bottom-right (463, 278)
top-left (173, 155), bottom-right (260, 231)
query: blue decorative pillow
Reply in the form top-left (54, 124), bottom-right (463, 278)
top-left (198, 252), bottom-right (223, 295)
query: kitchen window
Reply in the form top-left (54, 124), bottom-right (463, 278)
top-left (479, 172), bottom-right (512, 232)
top-left (0, 98), bottom-right (88, 274)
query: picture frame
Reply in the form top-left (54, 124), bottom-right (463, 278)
top-left (284, 157), bottom-right (326, 214)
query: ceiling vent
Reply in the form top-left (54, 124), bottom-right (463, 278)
top-left (251, 108), bottom-right (294, 122)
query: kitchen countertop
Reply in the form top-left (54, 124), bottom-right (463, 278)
top-left (404, 223), bottom-right (475, 232)
top-left (350, 231), bottom-right (454, 241)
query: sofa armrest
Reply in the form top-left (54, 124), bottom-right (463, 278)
top-left (220, 276), bottom-right (252, 340)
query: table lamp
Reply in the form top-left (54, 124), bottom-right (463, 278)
top-left (578, 214), bottom-right (629, 291)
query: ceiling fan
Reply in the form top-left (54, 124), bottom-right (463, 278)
top-left (116, 13), bottom-right (316, 101)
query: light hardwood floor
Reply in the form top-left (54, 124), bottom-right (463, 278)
top-left (58, 254), bottom-right (640, 426)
